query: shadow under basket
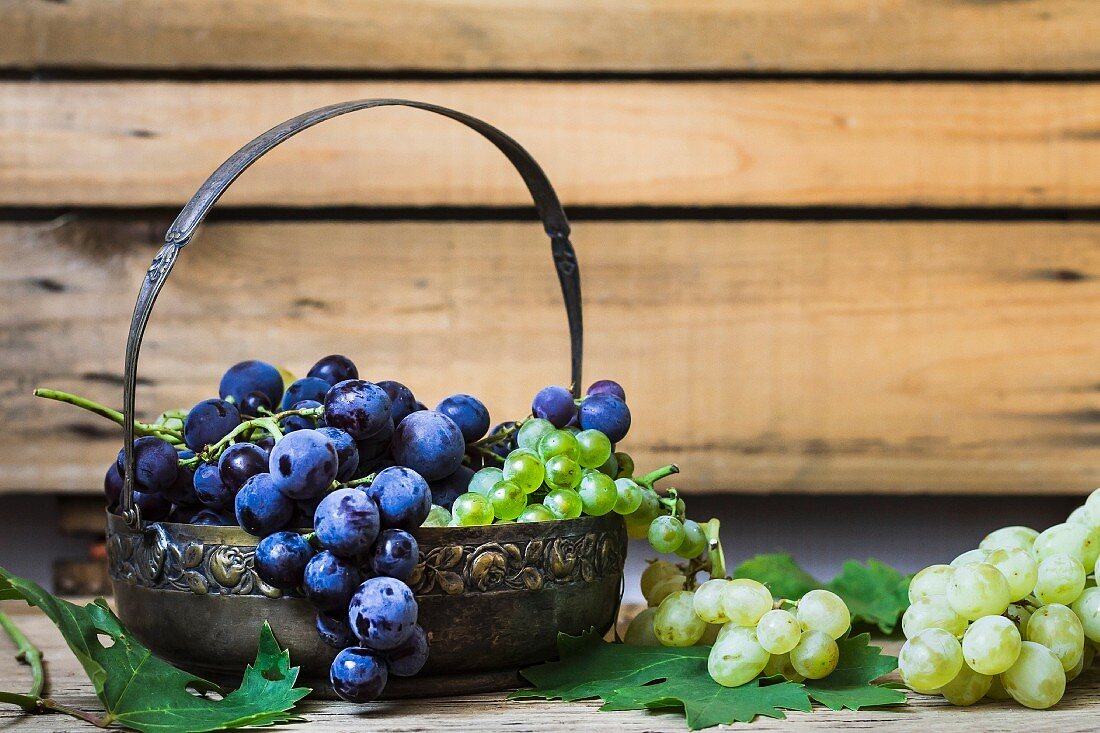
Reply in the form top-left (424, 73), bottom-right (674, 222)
top-left (107, 512), bottom-right (626, 698)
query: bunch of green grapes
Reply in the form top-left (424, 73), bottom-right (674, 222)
top-left (899, 487), bottom-right (1100, 710)
top-left (626, 560), bottom-right (853, 688)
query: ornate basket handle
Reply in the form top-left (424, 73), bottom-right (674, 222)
top-left (120, 99), bottom-right (583, 528)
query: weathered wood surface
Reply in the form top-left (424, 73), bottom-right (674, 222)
top-left (3, 1), bottom-right (1099, 74)
top-left (3, 219), bottom-right (1099, 496)
top-left (4, 81), bottom-right (1100, 208)
top-left (1, 601), bottom-right (1098, 732)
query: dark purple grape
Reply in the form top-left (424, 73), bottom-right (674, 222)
top-left (281, 399), bottom-right (322, 433)
top-left (220, 360), bottom-right (283, 407)
top-left (428, 465), bottom-right (473, 511)
top-left (279, 377), bottom-right (331, 411)
top-left (269, 429), bottom-right (338, 500)
top-left (355, 419), bottom-right (394, 461)
top-left (378, 380), bottom-right (417, 426)
top-left (347, 576), bottom-right (418, 650)
top-left (365, 466), bottom-right (432, 530)
top-left (183, 399), bottom-right (241, 452)
top-left (218, 442), bottom-right (269, 493)
top-left (391, 411), bottom-right (464, 481)
top-left (115, 436), bottom-right (180, 495)
top-left (235, 473), bottom-right (293, 536)
top-left (194, 462), bottom-right (233, 509)
top-left (104, 463), bottom-right (123, 511)
top-left (190, 508), bottom-right (234, 526)
top-left (386, 625), bottom-right (428, 677)
top-left (304, 550), bottom-right (361, 610)
top-left (307, 354), bottom-right (359, 387)
top-left (531, 385), bottom-right (576, 428)
top-left (133, 490), bottom-right (171, 521)
top-left (370, 529), bottom-right (419, 581)
top-left (162, 462), bottom-right (197, 505)
top-left (585, 379), bottom-right (626, 402)
top-left (435, 394), bottom-right (490, 443)
top-left (413, 400), bottom-right (427, 413)
top-left (318, 427), bottom-right (359, 481)
top-left (254, 531), bottom-right (314, 590)
top-left (578, 393), bottom-right (631, 443)
top-left (355, 456), bottom-right (395, 479)
top-left (316, 611), bottom-right (357, 649)
top-left (239, 390), bottom-right (272, 417)
top-left (330, 647), bottom-right (388, 703)
top-left (313, 488), bottom-right (379, 558)
top-left (324, 380), bottom-right (392, 440)
top-left (255, 435), bottom-right (276, 452)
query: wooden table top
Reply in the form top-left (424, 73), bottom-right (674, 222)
top-left (1, 600), bottom-right (1098, 732)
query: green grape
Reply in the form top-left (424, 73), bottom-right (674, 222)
top-left (1068, 504), bottom-right (1091, 527)
top-left (623, 488), bottom-right (661, 539)
top-left (596, 452), bottom-right (619, 478)
top-left (517, 418), bottom-right (555, 451)
top-left (654, 590), bottom-right (707, 647)
top-left (961, 615), bottom-right (1021, 675)
top-left (614, 451), bottom-right (635, 478)
top-left (469, 467), bottom-right (504, 496)
top-left (1026, 603), bottom-right (1084, 672)
top-left (979, 525), bottom-right (1038, 553)
top-left (1070, 586), bottom-right (1100, 642)
top-left (575, 429), bottom-right (613, 469)
top-left (641, 559), bottom-right (682, 597)
top-left (757, 609), bottom-right (802, 654)
top-left (985, 674), bottom-right (1011, 700)
top-left (421, 504), bottom-right (452, 527)
top-left (563, 425), bottom-right (580, 435)
top-left (612, 478), bottom-right (643, 515)
top-left (1084, 487), bottom-right (1100, 526)
top-left (543, 488), bottom-right (583, 519)
top-left (946, 562), bottom-right (1011, 620)
top-left (1034, 553), bottom-right (1086, 605)
top-left (577, 470), bottom-right (618, 516)
top-left (624, 607), bottom-right (660, 646)
top-left (789, 629), bottom-right (839, 680)
top-left (795, 589), bottom-right (851, 640)
top-left (898, 628), bottom-right (964, 693)
top-left (544, 455), bottom-right (582, 490)
top-left (950, 549), bottom-right (990, 567)
top-left (939, 664), bottom-right (992, 706)
top-left (1067, 642), bottom-right (1095, 683)
top-left (1033, 522), bottom-right (1099, 568)
top-left (763, 652), bottom-right (805, 682)
top-left (488, 480), bottom-right (527, 521)
top-left (720, 578), bottom-right (773, 626)
top-left (503, 449), bottom-right (545, 494)
top-left (1001, 641), bottom-right (1066, 709)
top-left (908, 564), bottom-right (955, 603)
top-left (538, 430), bottom-right (579, 461)
top-left (707, 625), bottom-right (769, 687)
top-left (692, 579), bottom-right (730, 623)
top-left (901, 597), bottom-right (967, 639)
top-left (675, 519), bottom-right (708, 559)
top-left (451, 492), bottom-right (495, 526)
top-left (647, 577), bottom-right (688, 608)
top-left (516, 504), bottom-right (556, 523)
top-left (986, 547), bottom-right (1038, 602)
top-left (648, 515), bottom-right (686, 554)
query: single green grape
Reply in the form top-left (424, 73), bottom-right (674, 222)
top-left (623, 487), bottom-right (660, 539)
top-left (544, 454), bottom-right (582, 490)
top-left (946, 562), bottom-right (1011, 620)
top-left (789, 629), bottom-right (839, 680)
top-left (979, 525), bottom-right (1039, 553)
top-left (612, 478), bottom-right (643, 515)
top-left (596, 452), bottom-right (619, 478)
top-left (654, 590), bottom-right (706, 647)
top-left (675, 519), bottom-right (708, 559)
top-left (538, 430), bottom-right (579, 461)
top-left (939, 664), bottom-right (992, 706)
top-left (421, 504), bottom-right (452, 527)
top-left (961, 615), bottom-right (1022, 675)
top-left (577, 470), bottom-right (617, 516)
top-left (641, 560), bottom-right (685, 605)
top-left (1034, 553), bottom-right (1086, 605)
top-left (708, 626), bottom-right (769, 687)
top-left (624, 607), bottom-right (660, 646)
top-left (648, 515), bottom-right (686, 554)
top-left (614, 451), bottom-right (634, 478)
top-left (757, 609), bottom-right (802, 655)
top-left (516, 418), bottom-right (555, 451)
top-left (488, 480), bottom-right (527, 521)
top-left (468, 467), bottom-right (504, 496)
top-left (901, 597), bottom-right (967, 639)
top-left (503, 449), bottom-right (545, 494)
top-left (516, 504), bottom-right (557, 523)
top-left (1070, 586), bottom-right (1100, 643)
top-left (692, 578), bottom-right (730, 623)
top-left (1026, 603), bottom-right (1084, 672)
top-left (721, 578), bottom-right (773, 626)
top-left (575, 429), bottom-right (612, 469)
top-left (898, 628), bottom-right (964, 693)
top-left (795, 589), bottom-right (851, 640)
top-left (908, 564), bottom-right (955, 603)
top-left (1033, 522), bottom-right (1099, 568)
top-left (1001, 642), bottom-right (1066, 709)
top-left (543, 488), bottom-right (583, 519)
top-left (451, 492), bottom-right (495, 526)
top-left (986, 547), bottom-right (1038, 602)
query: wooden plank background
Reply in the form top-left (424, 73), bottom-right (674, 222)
top-left (1, 2), bottom-right (1098, 498)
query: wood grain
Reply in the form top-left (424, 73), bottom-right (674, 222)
top-left (1, 601), bottom-right (1099, 731)
top-left (2, 1), bottom-right (1099, 73)
top-left (3, 81), bottom-right (1100, 208)
top-left (2, 219), bottom-right (1098, 496)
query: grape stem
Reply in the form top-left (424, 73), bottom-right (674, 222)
top-left (32, 389), bottom-right (184, 444)
top-left (636, 464), bottom-right (679, 490)
top-left (704, 518), bottom-right (726, 580)
top-left (471, 420), bottom-right (525, 448)
top-left (193, 409), bottom-right (321, 464)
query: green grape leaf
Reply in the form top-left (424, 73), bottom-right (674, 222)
top-left (0, 567), bottom-right (310, 732)
top-left (512, 630), bottom-right (904, 730)
top-left (731, 554), bottom-right (819, 599)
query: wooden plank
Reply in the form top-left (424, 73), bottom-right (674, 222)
top-left (1, 603), bottom-right (1099, 731)
top-left (3, 81), bottom-right (1100, 208)
top-left (3, 1), bottom-right (1100, 73)
top-left (2, 219), bottom-right (1099, 496)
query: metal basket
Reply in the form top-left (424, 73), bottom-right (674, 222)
top-left (108, 100), bottom-right (626, 697)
